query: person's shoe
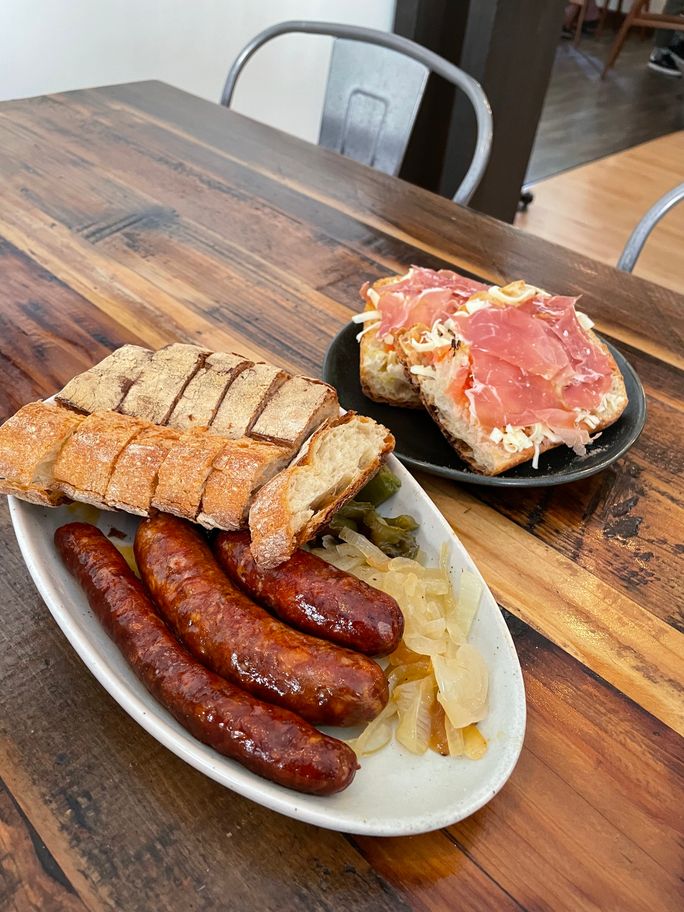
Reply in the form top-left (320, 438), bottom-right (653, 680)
top-left (669, 38), bottom-right (684, 69)
top-left (648, 50), bottom-right (682, 77)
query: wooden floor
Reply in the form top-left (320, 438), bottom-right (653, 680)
top-left (517, 131), bottom-right (684, 293)
top-left (527, 31), bottom-right (684, 183)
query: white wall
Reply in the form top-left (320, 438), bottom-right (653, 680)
top-left (0, 0), bottom-right (395, 141)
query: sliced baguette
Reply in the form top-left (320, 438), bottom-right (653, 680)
top-left (56, 345), bottom-right (153, 414)
top-left (106, 425), bottom-right (179, 515)
top-left (166, 351), bottom-right (252, 430)
top-left (0, 401), bottom-right (85, 505)
top-left (119, 343), bottom-right (208, 424)
top-left (197, 438), bottom-right (294, 531)
top-left (210, 362), bottom-right (289, 437)
top-left (248, 412), bottom-right (394, 569)
top-left (249, 376), bottom-right (339, 449)
top-left (53, 411), bottom-right (146, 508)
top-left (359, 276), bottom-right (422, 408)
top-left (152, 428), bottom-right (229, 521)
top-left (396, 325), bottom-right (628, 476)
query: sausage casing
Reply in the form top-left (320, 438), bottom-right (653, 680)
top-left (213, 531), bottom-right (403, 656)
top-left (134, 514), bottom-right (389, 727)
top-left (55, 522), bottom-right (358, 795)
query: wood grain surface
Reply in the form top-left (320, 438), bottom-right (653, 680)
top-left (0, 82), bottom-right (681, 912)
top-left (518, 131), bottom-right (684, 294)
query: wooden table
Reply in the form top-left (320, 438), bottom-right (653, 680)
top-left (0, 82), bottom-right (681, 912)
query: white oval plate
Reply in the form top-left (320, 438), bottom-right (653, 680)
top-left (9, 453), bottom-right (526, 836)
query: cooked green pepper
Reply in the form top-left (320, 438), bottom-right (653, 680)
top-left (363, 510), bottom-right (419, 559)
top-left (356, 465), bottom-right (401, 506)
top-left (324, 469), bottom-right (419, 558)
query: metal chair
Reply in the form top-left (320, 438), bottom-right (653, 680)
top-left (617, 182), bottom-right (684, 273)
top-left (221, 20), bottom-right (493, 206)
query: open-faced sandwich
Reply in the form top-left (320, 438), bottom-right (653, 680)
top-left (355, 266), bottom-right (628, 475)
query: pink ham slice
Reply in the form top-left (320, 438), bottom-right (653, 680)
top-left (454, 305), bottom-right (571, 381)
top-left (374, 267), bottom-right (487, 336)
top-left (455, 295), bottom-right (612, 441)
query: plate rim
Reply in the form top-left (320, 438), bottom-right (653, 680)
top-left (323, 322), bottom-right (647, 487)
top-left (8, 453), bottom-right (526, 836)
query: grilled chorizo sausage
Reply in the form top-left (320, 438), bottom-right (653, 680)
top-left (213, 531), bottom-right (403, 656)
top-left (55, 522), bottom-right (358, 795)
top-left (134, 514), bottom-right (389, 727)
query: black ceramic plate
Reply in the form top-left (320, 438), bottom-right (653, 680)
top-left (323, 321), bottom-right (647, 487)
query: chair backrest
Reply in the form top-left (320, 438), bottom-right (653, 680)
top-left (617, 182), bottom-right (684, 273)
top-left (222, 20), bottom-right (493, 206)
top-left (318, 39), bottom-right (428, 177)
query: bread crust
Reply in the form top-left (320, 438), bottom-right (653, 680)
top-left (0, 401), bottom-right (84, 503)
top-left (249, 412), bottom-right (394, 568)
top-left (152, 428), bottom-right (228, 520)
top-left (211, 363), bottom-right (290, 437)
top-left (56, 345), bottom-right (153, 414)
top-left (119, 343), bottom-right (209, 425)
top-left (197, 438), bottom-right (294, 531)
top-left (167, 351), bottom-right (252, 430)
top-left (106, 425), bottom-right (179, 515)
top-left (249, 376), bottom-right (339, 448)
top-left (53, 411), bottom-right (146, 508)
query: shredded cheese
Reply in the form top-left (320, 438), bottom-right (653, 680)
top-left (355, 321), bottom-right (380, 342)
top-left (352, 309), bottom-right (382, 324)
top-left (576, 311), bottom-right (595, 331)
top-left (410, 364), bottom-right (437, 378)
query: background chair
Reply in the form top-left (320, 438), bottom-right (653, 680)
top-left (221, 20), bottom-right (493, 206)
top-left (602, 0), bottom-right (683, 77)
top-left (617, 181), bottom-right (684, 272)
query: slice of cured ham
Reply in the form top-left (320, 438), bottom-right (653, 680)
top-left (371, 267), bottom-right (487, 336)
top-left (441, 291), bottom-right (613, 445)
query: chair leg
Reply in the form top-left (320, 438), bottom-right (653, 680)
top-left (601, 0), bottom-right (646, 77)
top-left (640, 0), bottom-right (651, 39)
top-left (574, 1), bottom-right (588, 47)
top-left (596, 1), bottom-right (609, 39)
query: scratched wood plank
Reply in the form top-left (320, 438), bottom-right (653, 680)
top-left (355, 618), bottom-right (684, 912)
top-left (0, 510), bottom-right (411, 912)
top-left (85, 81), bottom-right (684, 368)
top-left (0, 778), bottom-right (90, 912)
top-left (422, 478), bottom-right (684, 735)
top-left (0, 239), bottom-right (142, 419)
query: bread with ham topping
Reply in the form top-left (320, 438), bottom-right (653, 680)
top-left (359, 277), bottom-right (422, 408)
top-left (395, 319), bottom-right (628, 476)
top-left (358, 269), bottom-right (488, 408)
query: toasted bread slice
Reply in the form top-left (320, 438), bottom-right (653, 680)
top-left (106, 425), bottom-right (179, 515)
top-left (0, 401), bottom-right (85, 505)
top-left (53, 411), bottom-right (146, 508)
top-left (210, 362), bottom-right (289, 438)
top-left (359, 277), bottom-right (422, 408)
top-left (249, 376), bottom-right (339, 449)
top-left (152, 428), bottom-right (229, 520)
top-left (396, 325), bottom-right (628, 475)
top-left (197, 438), bottom-right (294, 531)
top-left (167, 351), bottom-right (252, 430)
top-left (55, 345), bottom-right (153, 414)
top-left (119, 343), bottom-right (208, 424)
top-left (249, 412), bottom-right (394, 568)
